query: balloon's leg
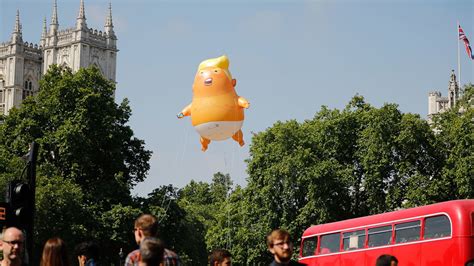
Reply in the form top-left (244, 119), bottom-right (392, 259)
top-left (232, 130), bottom-right (245, 147)
top-left (200, 137), bottom-right (211, 152)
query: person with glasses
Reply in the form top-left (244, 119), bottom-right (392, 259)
top-left (1, 227), bottom-right (25, 266)
top-left (266, 229), bottom-right (306, 266)
top-left (125, 214), bottom-right (181, 266)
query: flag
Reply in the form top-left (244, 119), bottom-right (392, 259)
top-left (459, 25), bottom-right (474, 60)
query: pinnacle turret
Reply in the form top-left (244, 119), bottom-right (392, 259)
top-left (12, 10), bottom-right (23, 43)
top-left (105, 3), bottom-right (113, 27)
top-left (41, 17), bottom-right (47, 38)
top-left (14, 10), bottom-right (21, 33)
top-left (449, 70), bottom-right (457, 86)
top-left (78, 0), bottom-right (85, 18)
top-left (76, 0), bottom-right (87, 30)
top-left (40, 17), bottom-right (47, 46)
top-left (448, 69), bottom-right (459, 108)
top-left (104, 2), bottom-right (115, 38)
top-left (50, 0), bottom-right (59, 34)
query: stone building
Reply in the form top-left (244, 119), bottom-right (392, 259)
top-left (427, 70), bottom-right (460, 122)
top-left (0, 0), bottom-right (118, 115)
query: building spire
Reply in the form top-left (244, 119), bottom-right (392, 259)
top-left (104, 2), bottom-right (115, 37)
top-left (40, 17), bottom-right (47, 46)
top-left (105, 2), bottom-right (113, 27)
top-left (50, 0), bottom-right (59, 34)
top-left (78, 0), bottom-right (85, 19)
top-left (12, 9), bottom-right (23, 43)
top-left (448, 69), bottom-right (459, 108)
top-left (42, 17), bottom-right (47, 38)
top-left (14, 10), bottom-right (22, 33)
top-left (76, 0), bottom-right (87, 30)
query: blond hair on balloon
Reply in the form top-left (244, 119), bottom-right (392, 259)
top-left (197, 55), bottom-right (233, 80)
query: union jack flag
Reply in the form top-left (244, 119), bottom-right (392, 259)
top-left (459, 25), bottom-right (474, 60)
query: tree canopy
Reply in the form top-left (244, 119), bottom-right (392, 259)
top-left (205, 85), bottom-right (472, 265)
top-left (0, 65), bottom-right (151, 263)
top-left (0, 64), bottom-right (471, 266)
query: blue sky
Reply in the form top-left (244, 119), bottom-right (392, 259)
top-left (1, 0), bottom-right (473, 196)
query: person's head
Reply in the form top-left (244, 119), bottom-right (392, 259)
top-left (376, 254), bottom-right (398, 266)
top-left (267, 229), bottom-right (293, 263)
top-left (0, 227), bottom-right (24, 265)
top-left (134, 214), bottom-right (159, 244)
top-left (40, 237), bottom-right (70, 266)
top-left (138, 237), bottom-right (164, 266)
top-left (74, 241), bottom-right (99, 266)
top-left (209, 249), bottom-right (232, 266)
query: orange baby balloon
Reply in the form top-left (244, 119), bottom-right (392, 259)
top-left (177, 55), bottom-right (250, 151)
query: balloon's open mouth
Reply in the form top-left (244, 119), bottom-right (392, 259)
top-left (204, 78), bottom-right (212, 86)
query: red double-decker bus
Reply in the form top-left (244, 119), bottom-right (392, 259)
top-left (299, 200), bottom-right (474, 266)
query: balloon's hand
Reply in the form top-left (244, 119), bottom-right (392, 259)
top-left (177, 113), bottom-right (184, 119)
top-left (238, 97), bottom-right (250, 109)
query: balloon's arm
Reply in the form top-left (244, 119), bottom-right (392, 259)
top-left (238, 97), bottom-right (250, 109)
top-left (177, 103), bottom-right (192, 118)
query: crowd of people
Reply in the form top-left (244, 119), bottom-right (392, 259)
top-left (0, 214), bottom-right (398, 266)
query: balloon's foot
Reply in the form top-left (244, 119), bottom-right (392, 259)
top-left (200, 137), bottom-right (210, 152)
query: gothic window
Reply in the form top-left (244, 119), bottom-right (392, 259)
top-left (0, 78), bottom-right (3, 102)
top-left (23, 79), bottom-right (34, 100)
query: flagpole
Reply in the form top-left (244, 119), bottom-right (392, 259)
top-left (457, 21), bottom-right (461, 87)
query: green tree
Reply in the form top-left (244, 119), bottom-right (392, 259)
top-left (205, 185), bottom-right (266, 265)
top-left (141, 185), bottom-right (208, 265)
top-left (34, 173), bottom-right (86, 260)
top-left (436, 84), bottom-right (474, 199)
top-left (98, 204), bottom-right (143, 263)
top-left (210, 95), bottom-right (440, 265)
top-left (176, 173), bottom-right (234, 264)
top-left (0, 65), bottom-right (151, 264)
top-left (210, 172), bottom-right (233, 203)
top-left (407, 84), bottom-right (474, 204)
top-left (1, 66), bottom-right (151, 206)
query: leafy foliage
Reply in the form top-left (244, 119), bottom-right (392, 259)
top-left (0, 65), bottom-right (471, 266)
top-left (206, 94), bottom-right (461, 265)
top-left (407, 84), bottom-right (474, 203)
top-left (0, 65), bottom-right (151, 264)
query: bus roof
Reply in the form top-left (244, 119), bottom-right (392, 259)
top-left (302, 199), bottom-right (474, 237)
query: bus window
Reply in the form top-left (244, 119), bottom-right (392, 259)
top-left (319, 232), bottom-right (340, 254)
top-left (343, 229), bottom-right (365, 250)
top-left (368, 225), bottom-right (392, 247)
top-left (301, 236), bottom-right (318, 257)
top-left (424, 215), bottom-right (451, 239)
top-left (395, 220), bottom-right (420, 243)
